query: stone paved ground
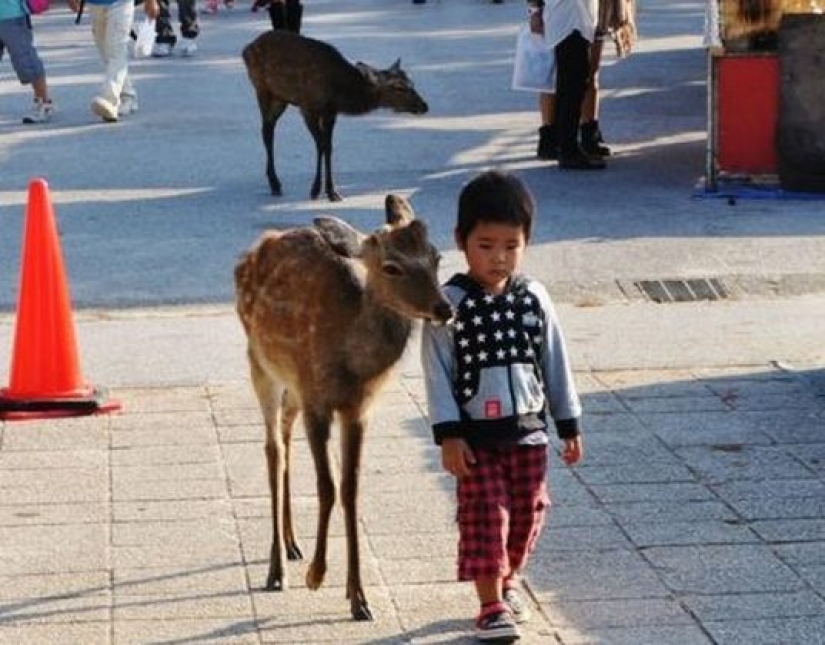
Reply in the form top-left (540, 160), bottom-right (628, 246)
top-left (1, 313), bottom-right (823, 643)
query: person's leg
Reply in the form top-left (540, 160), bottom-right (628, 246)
top-left (152, 0), bottom-right (176, 56)
top-left (179, 0), bottom-right (199, 36)
top-left (31, 76), bottom-right (48, 101)
top-left (2, 19), bottom-right (54, 123)
top-left (456, 448), bottom-right (520, 639)
top-left (90, 1), bottom-right (134, 121)
top-left (580, 35), bottom-right (611, 156)
top-left (537, 92), bottom-right (558, 160)
top-left (555, 31), bottom-right (605, 170)
top-left (504, 445), bottom-right (549, 580)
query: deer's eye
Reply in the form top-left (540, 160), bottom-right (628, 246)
top-left (382, 263), bottom-right (404, 277)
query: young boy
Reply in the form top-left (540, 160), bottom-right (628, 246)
top-left (0, 0), bottom-right (55, 123)
top-left (421, 170), bottom-right (583, 642)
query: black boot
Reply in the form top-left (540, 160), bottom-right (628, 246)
top-left (559, 145), bottom-right (607, 170)
top-left (537, 124), bottom-right (558, 161)
top-left (580, 120), bottom-right (611, 157)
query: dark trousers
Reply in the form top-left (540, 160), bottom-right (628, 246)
top-left (553, 30), bottom-right (590, 157)
top-left (155, 0), bottom-right (199, 44)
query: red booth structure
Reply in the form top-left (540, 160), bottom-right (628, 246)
top-left (703, 0), bottom-right (824, 193)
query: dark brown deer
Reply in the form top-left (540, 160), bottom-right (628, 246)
top-left (234, 194), bottom-right (452, 621)
top-left (242, 31), bottom-right (429, 202)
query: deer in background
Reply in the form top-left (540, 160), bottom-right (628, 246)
top-left (234, 194), bottom-right (452, 620)
top-left (242, 31), bottom-right (429, 202)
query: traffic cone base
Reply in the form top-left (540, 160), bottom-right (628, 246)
top-left (1, 179), bottom-right (120, 421)
top-left (0, 387), bottom-right (122, 421)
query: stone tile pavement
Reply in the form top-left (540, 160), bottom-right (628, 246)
top-left (1, 354), bottom-right (823, 644)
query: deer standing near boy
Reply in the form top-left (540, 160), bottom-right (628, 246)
top-left (234, 195), bottom-right (452, 620)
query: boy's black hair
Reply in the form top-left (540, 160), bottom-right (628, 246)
top-left (455, 170), bottom-right (535, 245)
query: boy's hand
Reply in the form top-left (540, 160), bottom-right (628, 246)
top-left (561, 436), bottom-right (583, 466)
top-left (441, 438), bottom-right (476, 478)
top-left (67, 0), bottom-right (80, 12)
top-left (145, 0), bottom-right (160, 19)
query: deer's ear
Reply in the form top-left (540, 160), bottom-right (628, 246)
top-left (389, 58), bottom-right (401, 72)
top-left (384, 194), bottom-right (415, 227)
top-left (313, 217), bottom-right (365, 257)
top-left (355, 61), bottom-right (378, 83)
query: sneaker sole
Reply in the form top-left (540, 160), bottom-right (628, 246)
top-left (475, 625), bottom-right (520, 642)
top-left (91, 102), bottom-right (118, 123)
top-left (475, 633), bottom-right (519, 643)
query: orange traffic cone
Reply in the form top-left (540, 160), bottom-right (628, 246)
top-left (0, 178), bottom-right (121, 420)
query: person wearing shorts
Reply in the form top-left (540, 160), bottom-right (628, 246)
top-left (422, 170), bottom-right (584, 642)
top-left (0, 0), bottom-right (54, 124)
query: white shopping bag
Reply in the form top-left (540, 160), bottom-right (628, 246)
top-left (134, 18), bottom-right (155, 59)
top-left (512, 25), bottom-right (556, 93)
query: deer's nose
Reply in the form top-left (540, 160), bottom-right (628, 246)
top-left (432, 301), bottom-right (453, 325)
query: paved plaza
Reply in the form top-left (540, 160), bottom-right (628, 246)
top-left (1, 1), bottom-right (824, 643)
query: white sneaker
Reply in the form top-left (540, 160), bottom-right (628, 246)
top-left (91, 96), bottom-right (118, 123)
top-left (179, 38), bottom-right (197, 57)
top-left (151, 42), bottom-right (174, 58)
top-left (119, 95), bottom-right (139, 117)
top-left (22, 98), bottom-right (55, 124)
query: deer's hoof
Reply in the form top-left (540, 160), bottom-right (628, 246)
top-left (352, 602), bottom-right (374, 622)
top-left (286, 542), bottom-right (303, 561)
top-left (305, 562), bottom-right (326, 590)
top-left (264, 575), bottom-right (285, 592)
top-left (327, 191), bottom-right (343, 202)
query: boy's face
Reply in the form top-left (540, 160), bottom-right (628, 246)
top-left (456, 221), bottom-right (526, 295)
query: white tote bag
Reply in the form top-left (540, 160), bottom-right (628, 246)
top-left (133, 18), bottom-right (156, 59)
top-left (511, 25), bottom-right (556, 93)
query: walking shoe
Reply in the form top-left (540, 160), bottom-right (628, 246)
top-left (503, 587), bottom-right (532, 624)
top-left (22, 98), bottom-right (55, 124)
top-left (580, 120), bottom-right (612, 157)
top-left (91, 96), bottom-right (118, 123)
top-left (179, 38), bottom-right (197, 57)
top-left (536, 124), bottom-right (558, 160)
top-left (475, 602), bottom-right (520, 642)
top-left (151, 42), bottom-right (174, 58)
top-left (559, 147), bottom-right (606, 170)
top-left (118, 95), bottom-right (139, 117)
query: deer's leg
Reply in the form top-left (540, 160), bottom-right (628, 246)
top-left (281, 390), bottom-right (303, 560)
top-left (248, 349), bottom-right (288, 591)
top-left (257, 91), bottom-right (287, 196)
top-left (320, 113), bottom-right (341, 202)
top-left (299, 109), bottom-right (325, 200)
top-left (302, 406), bottom-right (335, 591)
top-left (339, 409), bottom-right (372, 621)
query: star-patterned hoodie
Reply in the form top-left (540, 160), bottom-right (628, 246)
top-left (421, 273), bottom-right (581, 448)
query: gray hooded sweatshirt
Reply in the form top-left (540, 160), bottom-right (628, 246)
top-left (421, 273), bottom-right (582, 448)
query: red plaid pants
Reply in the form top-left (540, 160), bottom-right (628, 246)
top-left (455, 444), bottom-right (550, 581)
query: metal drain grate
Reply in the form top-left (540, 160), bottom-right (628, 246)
top-left (634, 278), bottom-right (728, 303)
